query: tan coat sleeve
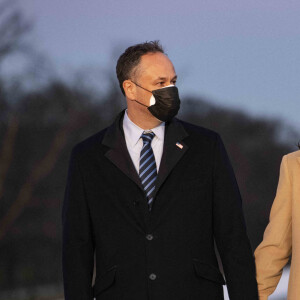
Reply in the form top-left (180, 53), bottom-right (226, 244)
top-left (254, 155), bottom-right (292, 300)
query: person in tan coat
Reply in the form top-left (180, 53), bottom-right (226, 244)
top-left (254, 149), bottom-right (300, 300)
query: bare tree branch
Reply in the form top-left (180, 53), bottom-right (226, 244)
top-left (0, 0), bottom-right (32, 64)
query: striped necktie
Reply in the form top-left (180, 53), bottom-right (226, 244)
top-left (139, 131), bottom-right (157, 211)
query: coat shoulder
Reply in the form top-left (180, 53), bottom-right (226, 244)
top-left (284, 149), bottom-right (300, 169)
top-left (285, 149), bottom-right (300, 160)
top-left (176, 118), bottom-right (220, 142)
top-left (71, 126), bottom-right (109, 158)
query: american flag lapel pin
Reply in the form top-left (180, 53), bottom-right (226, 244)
top-left (176, 142), bottom-right (183, 149)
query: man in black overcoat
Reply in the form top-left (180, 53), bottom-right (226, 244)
top-left (62, 41), bottom-right (258, 300)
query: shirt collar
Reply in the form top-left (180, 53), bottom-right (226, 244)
top-left (123, 109), bottom-right (165, 146)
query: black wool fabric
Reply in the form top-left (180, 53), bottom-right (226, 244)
top-left (62, 109), bottom-right (258, 300)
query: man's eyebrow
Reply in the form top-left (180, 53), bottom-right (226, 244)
top-left (153, 75), bottom-right (178, 81)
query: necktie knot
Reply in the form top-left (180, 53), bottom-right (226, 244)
top-left (141, 131), bottom-right (155, 145)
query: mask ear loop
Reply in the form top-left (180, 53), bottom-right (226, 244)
top-left (128, 80), bottom-right (154, 107)
top-left (130, 99), bottom-right (149, 107)
top-left (130, 81), bottom-right (152, 93)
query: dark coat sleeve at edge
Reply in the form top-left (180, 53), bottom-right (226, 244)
top-left (212, 134), bottom-right (258, 300)
top-left (62, 147), bottom-right (95, 300)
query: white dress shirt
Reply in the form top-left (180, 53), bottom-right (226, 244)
top-left (122, 109), bottom-right (165, 174)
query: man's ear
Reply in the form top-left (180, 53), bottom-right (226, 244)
top-left (123, 80), bottom-right (136, 100)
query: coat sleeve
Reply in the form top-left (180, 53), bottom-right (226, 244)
top-left (212, 134), bottom-right (258, 300)
top-left (254, 155), bottom-right (292, 300)
top-left (62, 147), bottom-right (95, 300)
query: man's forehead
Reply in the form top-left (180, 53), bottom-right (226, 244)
top-left (138, 52), bottom-right (176, 79)
top-left (140, 52), bottom-right (172, 66)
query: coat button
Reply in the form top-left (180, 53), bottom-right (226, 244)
top-left (149, 273), bottom-right (157, 280)
top-left (146, 234), bottom-right (154, 240)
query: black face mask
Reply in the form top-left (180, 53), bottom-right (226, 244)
top-left (130, 82), bottom-right (181, 122)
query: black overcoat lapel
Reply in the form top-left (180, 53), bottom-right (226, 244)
top-left (149, 117), bottom-right (189, 230)
top-left (101, 110), bottom-right (149, 232)
top-left (101, 109), bottom-right (189, 232)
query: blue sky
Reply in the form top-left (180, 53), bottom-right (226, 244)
top-left (9, 0), bottom-right (300, 132)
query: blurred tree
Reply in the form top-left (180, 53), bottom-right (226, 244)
top-left (0, 78), bottom-right (125, 291)
top-left (0, 0), bottom-right (32, 69)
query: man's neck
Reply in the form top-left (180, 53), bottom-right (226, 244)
top-left (127, 109), bottom-right (162, 130)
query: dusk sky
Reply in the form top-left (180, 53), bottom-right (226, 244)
top-left (9, 0), bottom-right (300, 132)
